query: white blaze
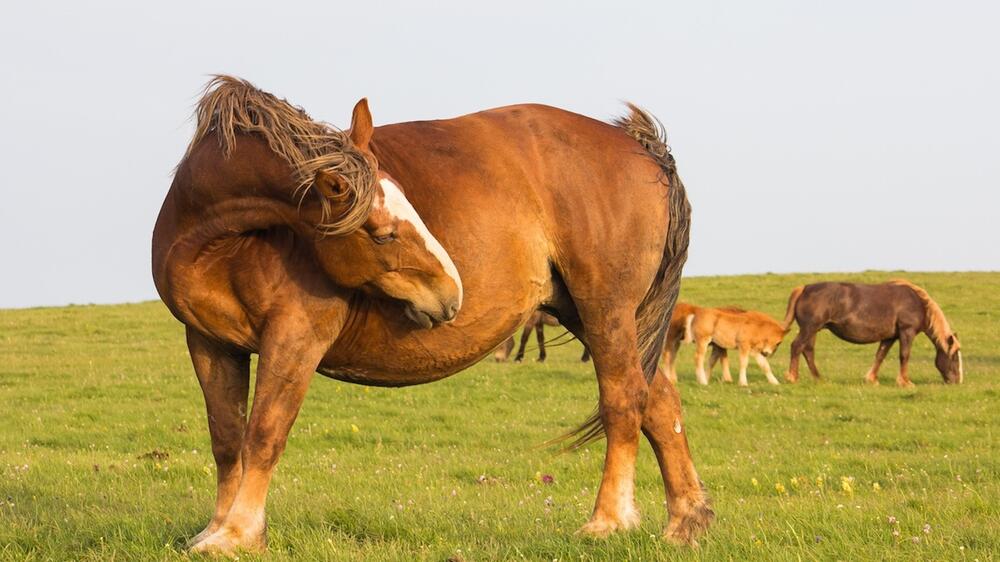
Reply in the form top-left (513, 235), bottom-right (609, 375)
top-left (378, 178), bottom-right (463, 305)
top-left (957, 350), bottom-right (964, 383)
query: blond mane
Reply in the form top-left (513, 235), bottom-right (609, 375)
top-left (186, 75), bottom-right (376, 235)
top-left (890, 279), bottom-right (954, 349)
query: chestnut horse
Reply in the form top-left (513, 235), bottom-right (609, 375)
top-left (493, 310), bottom-right (591, 362)
top-left (782, 280), bottom-right (963, 386)
top-left (152, 77), bottom-right (710, 554)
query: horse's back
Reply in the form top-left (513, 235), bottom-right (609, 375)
top-left (372, 104), bottom-right (673, 303)
top-left (799, 281), bottom-right (924, 341)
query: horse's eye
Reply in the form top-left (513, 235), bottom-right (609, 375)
top-left (372, 230), bottom-right (397, 245)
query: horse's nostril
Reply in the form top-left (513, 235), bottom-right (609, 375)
top-left (443, 301), bottom-right (459, 321)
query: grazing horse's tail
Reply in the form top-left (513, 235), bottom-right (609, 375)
top-left (558, 103), bottom-right (692, 450)
top-left (782, 286), bottom-right (805, 332)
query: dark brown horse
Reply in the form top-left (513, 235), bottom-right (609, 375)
top-left (782, 280), bottom-right (962, 386)
top-left (493, 310), bottom-right (591, 362)
top-left (152, 77), bottom-right (709, 554)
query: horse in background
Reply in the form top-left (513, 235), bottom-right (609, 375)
top-left (153, 76), bottom-right (710, 554)
top-left (782, 280), bottom-right (963, 386)
top-left (668, 305), bottom-right (786, 386)
top-left (494, 310), bottom-right (591, 362)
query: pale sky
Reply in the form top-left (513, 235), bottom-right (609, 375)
top-left (1, 1), bottom-right (997, 309)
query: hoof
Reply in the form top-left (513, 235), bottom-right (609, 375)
top-left (187, 527), bottom-right (266, 557)
top-left (184, 523), bottom-right (221, 550)
top-left (896, 379), bottom-right (915, 388)
top-left (577, 510), bottom-right (640, 538)
top-left (864, 376), bottom-right (879, 385)
top-left (663, 500), bottom-right (714, 547)
top-left (784, 372), bottom-right (799, 383)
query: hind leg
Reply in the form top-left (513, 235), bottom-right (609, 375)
top-left (514, 324), bottom-right (532, 362)
top-left (709, 345), bottom-right (731, 383)
top-left (718, 350), bottom-right (732, 382)
top-left (662, 338), bottom-right (682, 383)
top-left (641, 368), bottom-right (714, 545)
top-left (185, 328), bottom-right (251, 547)
top-left (575, 308), bottom-right (648, 537)
top-left (864, 339), bottom-right (895, 384)
top-left (802, 334), bottom-right (822, 379)
top-left (753, 352), bottom-right (780, 385)
top-left (536, 322), bottom-right (547, 362)
top-left (786, 327), bottom-right (819, 382)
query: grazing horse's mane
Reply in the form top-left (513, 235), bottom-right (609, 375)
top-left (890, 280), bottom-right (954, 349)
top-left (185, 75), bottom-right (377, 235)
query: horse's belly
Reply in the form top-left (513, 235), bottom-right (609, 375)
top-left (827, 322), bottom-right (893, 344)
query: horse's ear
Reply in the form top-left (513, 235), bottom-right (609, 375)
top-left (948, 333), bottom-right (960, 353)
top-left (349, 98), bottom-right (374, 152)
top-left (314, 169), bottom-right (348, 199)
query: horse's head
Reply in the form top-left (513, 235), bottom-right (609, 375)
top-left (310, 99), bottom-right (462, 328)
top-left (935, 333), bottom-right (963, 384)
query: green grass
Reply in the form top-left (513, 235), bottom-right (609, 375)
top-left (1, 271), bottom-right (998, 561)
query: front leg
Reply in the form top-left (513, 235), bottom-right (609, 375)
top-left (185, 328), bottom-right (250, 547)
top-left (753, 352), bottom-right (780, 385)
top-left (693, 339), bottom-right (711, 385)
top-left (896, 331), bottom-right (916, 387)
top-left (737, 348), bottom-right (750, 387)
top-left (865, 339), bottom-right (894, 384)
top-left (189, 317), bottom-right (337, 555)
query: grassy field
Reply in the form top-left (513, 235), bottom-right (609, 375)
top-left (1, 271), bottom-right (997, 561)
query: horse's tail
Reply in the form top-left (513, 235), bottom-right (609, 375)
top-left (557, 103), bottom-right (691, 450)
top-left (682, 313), bottom-right (696, 344)
top-left (782, 286), bottom-right (805, 332)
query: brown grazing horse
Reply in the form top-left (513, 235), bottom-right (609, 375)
top-left (152, 77), bottom-right (710, 554)
top-left (493, 310), bottom-right (591, 362)
top-left (782, 280), bottom-right (963, 386)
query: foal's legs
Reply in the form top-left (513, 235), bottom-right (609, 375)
top-left (708, 345), bottom-right (732, 383)
top-left (693, 338), bottom-right (712, 385)
top-left (536, 321), bottom-right (547, 362)
top-left (185, 328), bottom-right (250, 546)
top-left (189, 326), bottom-right (329, 555)
top-left (896, 331), bottom-right (916, 387)
top-left (662, 338), bottom-right (682, 383)
top-left (864, 339), bottom-right (895, 384)
top-left (576, 309), bottom-right (648, 536)
top-left (753, 352), bottom-right (781, 385)
top-left (737, 347), bottom-right (751, 387)
top-left (641, 368), bottom-right (714, 545)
